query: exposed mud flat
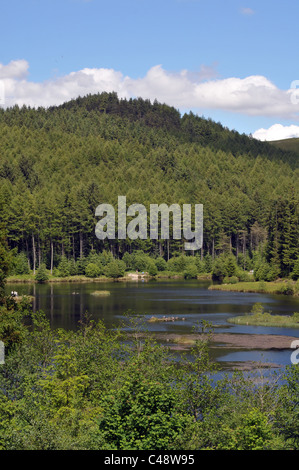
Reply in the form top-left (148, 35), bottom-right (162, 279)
top-left (210, 332), bottom-right (298, 350)
top-left (149, 332), bottom-right (298, 351)
top-left (144, 332), bottom-right (298, 370)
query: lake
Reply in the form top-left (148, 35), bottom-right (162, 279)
top-left (6, 278), bottom-right (299, 370)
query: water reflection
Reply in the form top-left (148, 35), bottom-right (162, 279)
top-left (6, 279), bottom-right (299, 369)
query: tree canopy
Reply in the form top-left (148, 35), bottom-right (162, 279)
top-left (0, 92), bottom-right (298, 279)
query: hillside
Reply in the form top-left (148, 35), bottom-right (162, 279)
top-left (269, 137), bottom-right (299, 156)
top-left (0, 92), bottom-right (298, 277)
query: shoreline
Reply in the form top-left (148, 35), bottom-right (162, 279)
top-left (6, 273), bottom-right (212, 284)
top-left (209, 280), bottom-right (299, 297)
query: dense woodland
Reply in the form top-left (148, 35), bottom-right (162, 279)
top-left (0, 94), bottom-right (299, 450)
top-left (0, 92), bottom-right (298, 280)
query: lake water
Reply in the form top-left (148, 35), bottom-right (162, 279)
top-left (7, 279), bottom-right (299, 370)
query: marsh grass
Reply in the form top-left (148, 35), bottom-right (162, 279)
top-left (227, 303), bottom-right (299, 328)
top-left (209, 280), bottom-right (299, 297)
top-left (90, 290), bottom-right (111, 296)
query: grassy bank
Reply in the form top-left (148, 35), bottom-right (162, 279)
top-left (227, 304), bottom-right (299, 328)
top-left (6, 274), bottom-right (111, 283)
top-left (209, 279), bottom-right (299, 297)
top-left (7, 271), bottom-right (212, 284)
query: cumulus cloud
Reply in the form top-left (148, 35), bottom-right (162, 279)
top-left (1, 60), bottom-right (299, 122)
top-left (0, 60), bottom-right (29, 80)
top-left (253, 124), bottom-right (299, 141)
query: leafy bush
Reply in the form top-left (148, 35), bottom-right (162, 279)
top-left (155, 256), bottom-right (167, 272)
top-left (225, 254), bottom-right (237, 277)
top-left (223, 276), bottom-right (238, 284)
top-left (279, 282), bottom-right (294, 296)
top-left (105, 259), bottom-right (126, 278)
top-left (212, 255), bottom-right (227, 282)
top-left (57, 256), bottom-right (71, 277)
top-left (167, 255), bottom-right (188, 273)
top-left (122, 252), bottom-right (134, 270)
top-left (184, 263), bottom-right (198, 279)
top-left (254, 262), bottom-right (277, 281)
top-left (148, 260), bottom-right (158, 277)
top-left (97, 374), bottom-right (193, 450)
top-left (291, 259), bottom-right (299, 281)
top-left (12, 252), bottom-right (30, 275)
top-left (236, 269), bottom-right (252, 282)
top-left (35, 263), bottom-right (49, 283)
top-left (131, 251), bottom-right (149, 272)
top-left (85, 262), bottom-right (102, 278)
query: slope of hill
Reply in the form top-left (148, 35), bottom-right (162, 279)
top-left (269, 137), bottom-right (299, 156)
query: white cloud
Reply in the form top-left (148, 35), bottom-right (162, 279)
top-left (1, 60), bottom-right (299, 121)
top-left (0, 60), bottom-right (29, 80)
top-left (253, 124), bottom-right (299, 141)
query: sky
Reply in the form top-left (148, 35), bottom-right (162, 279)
top-left (1, 0), bottom-right (299, 141)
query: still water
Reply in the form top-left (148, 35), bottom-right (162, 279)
top-left (7, 279), bottom-right (299, 369)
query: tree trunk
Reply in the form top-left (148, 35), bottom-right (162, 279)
top-left (79, 232), bottom-right (83, 258)
top-left (32, 233), bottom-right (36, 274)
top-left (72, 235), bottom-right (76, 261)
top-left (38, 237), bottom-right (41, 267)
top-left (50, 239), bottom-right (54, 275)
top-left (26, 239), bottom-right (31, 270)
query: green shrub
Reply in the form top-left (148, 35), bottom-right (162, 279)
top-left (57, 256), bottom-right (70, 277)
top-left (35, 263), bottom-right (49, 283)
top-left (223, 276), bottom-right (238, 284)
top-left (212, 255), bottom-right (227, 282)
top-left (155, 256), bottom-right (167, 272)
top-left (254, 262), bottom-right (278, 281)
top-left (131, 251), bottom-right (149, 272)
top-left (13, 252), bottom-right (30, 275)
top-left (167, 255), bottom-right (188, 273)
top-left (194, 256), bottom-right (206, 273)
top-left (291, 259), bottom-right (299, 281)
top-left (279, 282), bottom-right (295, 296)
top-left (105, 260), bottom-right (126, 278)
top-left (184, 264), bottom-right (198, 279)
top-left (225, 254), bottom-right (237, 277)
top-left (148, 260), bottom-right (158, 277)
top-left (85, 262), bottom-right (102, 278)
top-left (97, 375), bottom-right (193, 450)
top-left (236, 269), bottom-right (252, 282)
top-left (122, 252), bottom-right (134, 270)
top-left (204, 254), bottom-right (213, 273)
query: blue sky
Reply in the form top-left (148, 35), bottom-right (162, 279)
top-left (1, 0), bottom-right (299, 140)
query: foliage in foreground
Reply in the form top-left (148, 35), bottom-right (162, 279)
top-left (0, 299), bottom-right (298, 451)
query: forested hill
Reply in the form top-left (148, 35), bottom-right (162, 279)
top-left (0, 92), bottom-right (298, 278)
top-left (59, 92), bottom-right (298, 167)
